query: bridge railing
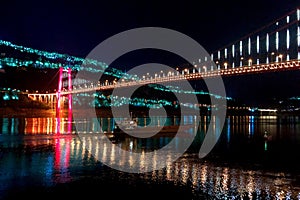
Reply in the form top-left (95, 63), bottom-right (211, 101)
top-left (67, 59), bottom-right (300, 94)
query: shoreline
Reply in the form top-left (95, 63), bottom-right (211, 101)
top-left (0, 107), bottom-right (56, 118)
top-left (1, 107), bottom-right (299, 118)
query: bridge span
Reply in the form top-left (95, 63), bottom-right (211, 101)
top-left (25, 59), bottom-right (300, 108)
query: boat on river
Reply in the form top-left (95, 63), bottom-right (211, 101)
top-left (107, 121), bottom-right (194, 141)
top-left (116, 118), bottom-right (138, 130)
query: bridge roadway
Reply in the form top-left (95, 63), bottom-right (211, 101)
top-left (27, 59), bottom-right (300, 100)
top-left (64, 59), bottom-right (300, 94)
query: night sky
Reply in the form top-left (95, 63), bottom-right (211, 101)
top-left (1, 0), bottom-right (298, 56)
top-left (1, 0), bottom-right (300, 106)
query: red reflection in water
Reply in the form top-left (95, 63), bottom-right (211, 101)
top-left (55, 118), bottom-right (61, 134)
top-left (54, 136), bottom-right (72, 183)
top-left (55, 111), bottom-right (73, 134)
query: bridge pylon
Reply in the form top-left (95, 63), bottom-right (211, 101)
top-left (56, 67), bottom-right (73, 119)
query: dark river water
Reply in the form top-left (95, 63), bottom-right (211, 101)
top-left (0, 115), bottom-right (300, 199)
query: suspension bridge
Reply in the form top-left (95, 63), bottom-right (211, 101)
top-left (0, 8), bottom-right (299, 111)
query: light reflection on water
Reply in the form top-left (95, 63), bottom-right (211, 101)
top-left (0, 115), bottom-right (300, 199)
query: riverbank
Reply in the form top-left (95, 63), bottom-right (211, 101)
top-left (0, 107), bottom-right (56, 118)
